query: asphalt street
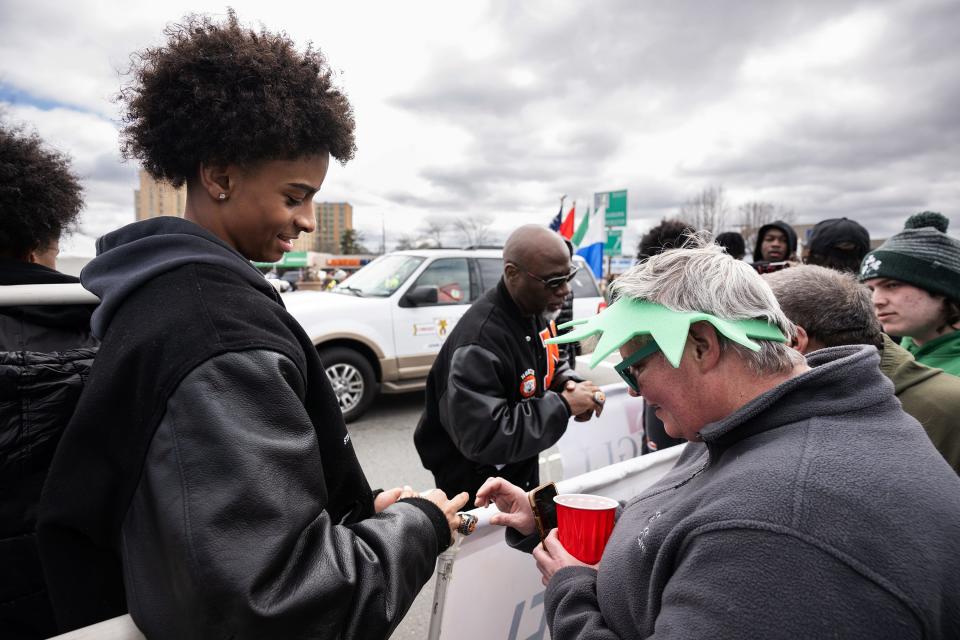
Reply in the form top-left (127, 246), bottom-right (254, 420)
top-left (348, 354), bottom-right (621, 638)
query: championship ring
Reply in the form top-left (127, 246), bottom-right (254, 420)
top-left (457, 512), bottom-right (478, 536)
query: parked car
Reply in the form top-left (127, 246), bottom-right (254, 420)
top-left (281, 248), bottom-right (605, 421)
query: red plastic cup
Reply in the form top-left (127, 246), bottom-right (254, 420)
top-left (553, 493), bottom-right (618, 564)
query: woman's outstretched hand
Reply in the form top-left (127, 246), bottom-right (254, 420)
top-left (475, 477), bottom-right (535, 536)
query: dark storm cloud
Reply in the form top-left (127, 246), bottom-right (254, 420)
top-left (683, 4), bottom-right (960, 235)
top-left (391, 0), bottom-right (959, 237)
top-left (414, 124), bottom-right (621, 201)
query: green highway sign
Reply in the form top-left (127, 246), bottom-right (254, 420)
top-left (595, 190), bottom-right (628, 227)
top-left (604, 229), bottom-right (623, 256)
top-left (253, 251), bottom-right (308, 268)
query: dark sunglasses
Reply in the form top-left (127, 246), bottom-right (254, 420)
top-left (613, 339), bottom-right (660, 393)
top-left (524, 264), bottom-right (581, 290)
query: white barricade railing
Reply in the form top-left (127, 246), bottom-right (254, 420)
top-left (48, 615), bottom-right (145, 640)
top-left (0, 282), bottom-right (99, 306)
top-left (540, 382), bottom-right (646, 482)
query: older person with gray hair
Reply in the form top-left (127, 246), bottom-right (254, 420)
top-left (765, 264), bottom-right (960, 473)
top-left (477, 237), bottom-right (960, 639)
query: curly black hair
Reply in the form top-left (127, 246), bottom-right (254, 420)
top-left (119, 10), bottom-right (356, 187)
top-left (0, 122), bottom-right (84, 258)
top-left (636, 218), bottom-right (695, 261)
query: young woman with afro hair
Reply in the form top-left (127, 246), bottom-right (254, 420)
top-left (38, 12), bottom-right (467, 639)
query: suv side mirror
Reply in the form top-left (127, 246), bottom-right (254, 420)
top-left (400, 285), bottom-right (439, 307)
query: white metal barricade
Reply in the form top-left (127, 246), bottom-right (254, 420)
top-left (0, 282), bottom-right (99, 306)
top-left (47, 615), bottom-right (145, 640)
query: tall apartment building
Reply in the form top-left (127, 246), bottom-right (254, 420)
top-left (315, 202), bottom-right (353, 254)
top-left (134, 168), bottom-right (186, 220)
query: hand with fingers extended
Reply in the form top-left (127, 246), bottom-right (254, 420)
top-left (421, 489), bottom-right (470, 542)
top-left (373, 485), bottom-right (418, 513)
top-left (561, 380), bottom-right (605, 421)
top-left (533, 528), bottom-right (596, 585)
top-left (474, 477), bottom-right (536, 536)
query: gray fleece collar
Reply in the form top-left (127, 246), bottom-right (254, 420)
top-left (697, 345), bottom-right (890, 448)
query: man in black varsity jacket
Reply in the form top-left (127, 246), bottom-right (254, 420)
top-left (415, 225), bottom-right (603, 501)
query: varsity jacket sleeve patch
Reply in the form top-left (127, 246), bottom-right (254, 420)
top-left (439, 344), bottom-right (571, 466)
top-left (120, 349), bottom-right (441, 640)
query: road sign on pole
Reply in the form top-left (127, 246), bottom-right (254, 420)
top-left (253, 251), bottom-right (308, 268)
top-left (604, 230), bottom-right (623, 256)
top-left (594, 190), bottom-right (628, 227)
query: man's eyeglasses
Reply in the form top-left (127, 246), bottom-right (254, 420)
top-left (523, 265), bottom-right (580, 290)
top-left (613, 339), bottom-right (660, 393)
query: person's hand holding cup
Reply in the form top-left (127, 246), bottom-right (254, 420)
top-left (533, 494), bottom-right (617, 585)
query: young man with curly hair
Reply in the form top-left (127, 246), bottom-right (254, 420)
top-left (0, 123), bottom-right (97, 640)
top-left (38, 12), bottom-right (467, 639)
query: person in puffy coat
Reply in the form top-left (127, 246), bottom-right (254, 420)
top-left (0, 122), bottom-right (97, 640)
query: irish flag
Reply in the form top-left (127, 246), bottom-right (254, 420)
top-left (572, 206), bottom-right (604, 278)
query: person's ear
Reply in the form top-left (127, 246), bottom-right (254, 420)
top-left (503, 262), bottom-right (520, 283)
top-left (687, 321), bottom-right (722, 372)
top-left (791, 325), bottom-right (810, 354)
top-left (198, 162), bottom-right (234, 202)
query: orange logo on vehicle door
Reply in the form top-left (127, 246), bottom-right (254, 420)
top-left (539, 321), bottom-right (560, 390)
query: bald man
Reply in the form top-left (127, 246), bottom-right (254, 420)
top-left (415, 226), bottom-right (602, 500)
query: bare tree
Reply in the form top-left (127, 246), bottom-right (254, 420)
top-left (339, 229), bottom-right (369, 255)
top-left (420, 215), bottom-right (450, 247)
top-left (453, 214), bottom-right (494, 247)
top-left (679, 185), bottom-right (729, 234)
top-left (738, 201), bottom-right (796, 251)
top-left (395, 234), bottom-right (416, 251)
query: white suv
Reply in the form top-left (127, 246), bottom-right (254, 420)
top-left (282, 248), bottom-right (605, 421)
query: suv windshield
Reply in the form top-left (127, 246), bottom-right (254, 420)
top-left (332, 255), bottom-right (425, 297)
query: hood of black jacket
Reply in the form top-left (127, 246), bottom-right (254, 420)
top-left (82, 217), bottom-right (280, 339)
top-left (752, 220), bottom-right (798, 262)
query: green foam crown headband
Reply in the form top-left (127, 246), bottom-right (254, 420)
top-left (546, 298), bottom-right (786, 368)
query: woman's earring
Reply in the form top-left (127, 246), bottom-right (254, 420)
top-left (218, 193), bottom-right (227, 201)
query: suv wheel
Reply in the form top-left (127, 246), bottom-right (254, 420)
top-left (319, 347), bottom-right (378, 423)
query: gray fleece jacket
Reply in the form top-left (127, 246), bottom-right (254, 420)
top-left (544, 345), bottom-right (960, 639)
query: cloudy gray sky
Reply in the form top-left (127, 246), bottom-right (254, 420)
top-left (1, 0), bottom-right (957, 257)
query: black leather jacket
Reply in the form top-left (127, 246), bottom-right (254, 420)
top-left (121, 349), bottom-right (444, 639)
top-left (37, 219), bottom-right (448, 638)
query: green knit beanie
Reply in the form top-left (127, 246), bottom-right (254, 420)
top-left (859, 212), bottom-right (960, 300)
